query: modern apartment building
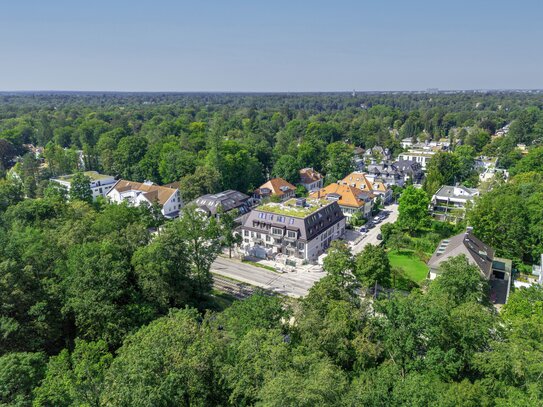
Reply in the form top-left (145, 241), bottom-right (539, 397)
top-left (51, 171), bottom-right (116, 200)
top-left (241, 198), bottom-right (346, 263)
top-left (430, 185), bottom-right (479, 223)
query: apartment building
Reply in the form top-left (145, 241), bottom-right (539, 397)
top-left (51, 171), bottom-right (116, 200)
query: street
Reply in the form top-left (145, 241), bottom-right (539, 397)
top-left (351, 204), bottom-right (399, 254)
top-left (211, 256), bottom-right (323, 298)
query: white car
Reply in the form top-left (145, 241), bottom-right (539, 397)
top-left (373, 216), bottom-right (381, 224)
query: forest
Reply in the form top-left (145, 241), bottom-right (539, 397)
top-left (1, 91), bottom-right (543, 406)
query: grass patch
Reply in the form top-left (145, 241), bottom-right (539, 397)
top-left (388, 250), bottom-right (428, 284)
top-left (203, 290), bottom-right (238, 312)
top-left (242, 259), bottom-right (277, 272)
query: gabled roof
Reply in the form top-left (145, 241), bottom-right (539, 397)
top-left (299, 168), bottom-right (323, 185)
top-left (256, 178), bottom-right (296, 197)
top-left (308, 183), bottom-right (371, 208)
top-left (108, 180), bottom-right (178, 206)
top-left (339, 172), bottom-right (390, 194)
top-left (428, 230), bottom-right (495, 279)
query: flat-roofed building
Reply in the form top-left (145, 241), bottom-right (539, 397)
top-left (51, 171), bottom-right (116, 200)
top-left (431, 185), bottom-right (479, 223)
top-left (194, 190), bottom-right (251, 218)
top-left (241, 198), bottom-right (346, 263)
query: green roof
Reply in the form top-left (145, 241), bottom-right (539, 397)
top-left (257, 198), bottom-right (330, 218)
top-left (56, 171), bottom-right (113, 182)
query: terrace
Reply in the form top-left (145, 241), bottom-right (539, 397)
top-left (258, 198), bottom-right (330, 218)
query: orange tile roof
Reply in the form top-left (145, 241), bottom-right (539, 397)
top-left (111, 180), bottom-right (178, 206)
top-left (309, 183), bottom-right (370, 208)
top-left (256, 178), bottom-right (296, 197)
top-left (299, 168), bottom-right (323, 184)
top-left (339, 172), bottom-right (374, 192)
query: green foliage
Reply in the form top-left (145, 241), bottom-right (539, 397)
top-left (33, 340), bottom-right (113, 407)
top-left (68, 172), bottom-right (93, 203)
top-left (325, 141), bottom-right (354, 183)
top-left (423, 151), bottom-right (460, 196)
top-left (354, 244), bottom-right (391, 288)
top-left (397, 185), bottom-right (430, 233)
top-left (271, 154), bottom-right (299, 183)
top-left (0, 352), bottom-right (46, 407)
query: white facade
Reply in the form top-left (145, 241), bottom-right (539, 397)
top-left (397, 150), bottom-right (436, 170)
top-left (106, 180), bottom-right (182, 218)
top-left (51, 171), bottom-right (116, 201)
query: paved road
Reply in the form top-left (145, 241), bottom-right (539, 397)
top-left (351, 204), bottom-right (399, 254)
top-left (211, 257), bottom-right (323, 298)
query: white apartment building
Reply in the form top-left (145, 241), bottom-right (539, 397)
top-left (51, 171), bottom-right (116, 200)
top-left (241, 198), bottom-right (346, 263)
top-left (397, 149), bottom-right (436, 170)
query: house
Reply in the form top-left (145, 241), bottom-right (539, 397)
top-left (364, 146), bottom-right (391, 164)
top-left (427, 228), bottom-right (512, 305)
top-left (194, 190), bottom-right (251, 218)
top-left (299, 168), bottom-right (324, 192)
top-left (308, 183), bottom-right (372, 221)
top-left (365, 161), bottom-right (404, 187)
top-left (240, 198), bottom-right (346, 263)
top-left (338, 172), bottom-right (393, 204)
top-left (401, 138), bottom-right (415, 149)
top-left (254, 178), bottom-right (296, 201)
top-left (394, 159), bottom-right (425, 184)
top-left (431, 185), bottom-right (479, 223)
top-left (353, 147), bottom-right (365, 170)
top-left (106, 180), bottom-right (182, 218)
top-left (51, 171), bottom-right (116, 200)
top-left (397, 149), bottom-right (436, 170)
top-left (474, 156), bottom-right (498, 171)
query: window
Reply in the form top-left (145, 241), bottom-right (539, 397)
top-left (277, 216), bottom-right (285, 223)
top-left (265, 235), bottom-right (271, 242)
top-left (287, 231), bottom-right (296, 238)
top-left (272, 227), bottom-right (283, 235)
top-left (289, 218), bottom-right (295, 225)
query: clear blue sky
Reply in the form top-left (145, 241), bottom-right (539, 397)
top-left (0, 0), bottom-right (541, 91)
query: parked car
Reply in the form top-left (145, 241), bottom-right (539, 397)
top-left (359, 226), bottom-right (367, 233)
top-left (373, 216), bottom-right (381, 224)
top-left (376, 233), bottom-right (382, 240)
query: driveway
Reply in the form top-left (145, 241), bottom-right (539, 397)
top-left (351, 204), bottom-right (399, 254)
top-left (211, 256), bottom-right (324, 298)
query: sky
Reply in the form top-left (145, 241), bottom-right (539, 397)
top-left (0, 0), bottom-right (542, 92)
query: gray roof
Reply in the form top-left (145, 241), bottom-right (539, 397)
top-left (242, 201), bottom-right (344, 242)
top-left (394, 159), bottom-right (423, 173)
top-left (428, 230), bottom-right (495, 279)
top-left (194, 190), bottom-right (250, 216)
top-left (434, 185), bottom-right (479, 201)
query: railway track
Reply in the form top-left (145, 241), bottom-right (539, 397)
top-left (212, 276), bottom-right (255, 299)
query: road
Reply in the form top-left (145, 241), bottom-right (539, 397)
top-left (211, 257), bottom-right (323, 298)
top-left (351, 204), bottom-right (399, 254)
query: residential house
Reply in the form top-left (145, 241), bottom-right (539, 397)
top-left (430, 185), bottom-right (479, 223)
top-left (299, 168), bottom-right (324, 192)
top-left (353, 147), bottom-right (365, 170)
top-left (428, 228), bottom-right (512, 305)
top-left (194, 190), bottom-right (251, 218)
top-left (394, 159), bottom-right (424, 184)
top-left (397, 149), bottom-right (436, 170)
top-left (365, 161), bottom-right (404, 187)
top-left (364, 146), bottom-right (391, 164)
top-left (254, 178), bottom-right (296, 201)
top-left (339, 172), bottom-right (393, 204)
top-left (240, 198), bottom-right (346, 263)
top-left (427, 228), bottom-right (511, 281)
top-left (51, 171), bottom-right (116, 200)
top-left (106, 180), bottom-right (182, 218)
top-left (308, 183), bottom-right (372, 221)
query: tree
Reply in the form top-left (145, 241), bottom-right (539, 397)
top-left (0, 352), bottom-right (46, 406)
top-left (428, 255), bottom-right (488, 306)
top-left (354, 244), bottom-right (391, 288)
top-left (179, 166), bottom-right (221, 202)
top-left (33, 340), bottom-right (113, 407)
top-left (271, 154), bottom-right (299, 183)
top-left (453, 145), bottom-right (478, 185)
top-left (397, 185), bottom-right (430, 233)
top-left (325, 141), bottom-right (354, 183)
top-left (101, 309), bottom-right (226, 407)
top-left (177, 205), bottom-right (222, 297)
top-left (0, 139), bottom-right (17, 170)
top-left (423, 152), bottom-right (460, 196)
top-left (158, 143), bottom-right (197, 184)
top-left (218, 209), bottom-right (242, 258)
top-left (69, 172), bottom-right (93, 203)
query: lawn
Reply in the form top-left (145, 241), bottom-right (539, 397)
top-left (388, 250), bottom-right (428, 284)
